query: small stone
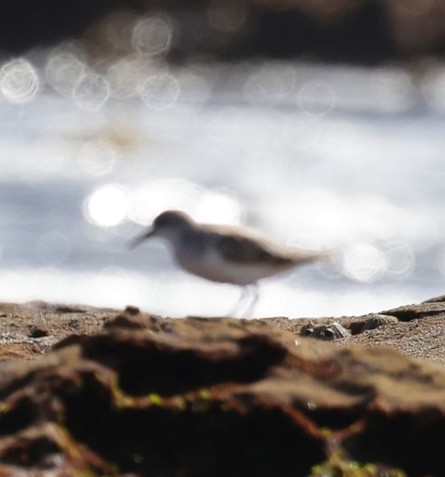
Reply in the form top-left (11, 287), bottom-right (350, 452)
top-left (124, 305), bottom-right (140, 316)
top-left (300, 322), bottom-right (351, 340)
top-left (362, 314), bottom-right (399, 331)
top-left (28, 326), bottom-right (49, 338)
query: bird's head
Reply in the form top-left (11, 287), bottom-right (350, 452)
top-left (129, 210), bottom-right (194, 248)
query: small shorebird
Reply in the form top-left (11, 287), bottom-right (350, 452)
top-left (129, 210), bottom-right (327, 316)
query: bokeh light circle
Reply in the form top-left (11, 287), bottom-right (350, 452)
top-left (84, 185), bottom-right (129, 227)
top-left (106, 58), bottom-right (142, 99)
top-left (73, 72), bottom-right (110, 111)
top-left (129, 179), bottom-right (199, 225)
top-left (132, 15), bottom-right (173, 57)
top-left (139, 74), bottom-right (180, 109)
top-left (45, 52), bottom-right (85, 96)
top-left (342, 243), bottom-right (387, 283)
top-left (244, 64), bottom-right (295, 105)
top-left (193, 190), bottom-right (243, 225)
top-left (77, 140), bottom-right (118, 177)
top-left (297, 80), bottom-right (336, 115)
top-left (385, 242), bottom-right (415, 278)
top-left (0, 59), bottom-right (39, 103)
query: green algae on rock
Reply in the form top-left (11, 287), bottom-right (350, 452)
top-left (0, 302), bottom-right (443, 475)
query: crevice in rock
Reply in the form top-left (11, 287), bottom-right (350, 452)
top-left (63, 392), bottom-right (325, 477)
top-left (343, 408), bottom-right (445, 477)
top-left (77, 334), bottom-right (288, 397)
top-left (0, 395), bottom-right (37, 436)
top-left (1, 435), bottom-right (61, 468)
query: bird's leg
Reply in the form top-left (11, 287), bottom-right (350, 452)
top-left (226, 286), bottom-right (250, 317)
top-left (241, 283), bottom-right (260, 318)
top-left (226, 283), bottom-right (260, 317)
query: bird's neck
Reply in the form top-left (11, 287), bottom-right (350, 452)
top-left (165, 226), bottom-right (196, 250)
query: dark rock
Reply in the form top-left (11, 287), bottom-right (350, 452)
top-left (27, 326), bottom-right (49, 339)
top-left (383, 302), bottom-right (445, 321)
top-left (422, 295), bottom-right (445, 303)
top-left (300, 321), bottom-right (351, 340)
top-left (0, 1), bottom-right (441, 63)
top-left (0, 309), bottom-right (443, 476)
top-left (123, 305), bottom-right (140, 316)
top-left (349, 314), bottom-right (399, 335)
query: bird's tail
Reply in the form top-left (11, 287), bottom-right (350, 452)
top-left (293, 250), bottom-right (331, 265)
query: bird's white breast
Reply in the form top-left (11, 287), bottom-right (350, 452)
top-left (176, 247), bottom-right (295, 285)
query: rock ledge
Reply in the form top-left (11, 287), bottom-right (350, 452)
top-left (0, 298), bottom-right (443, 476)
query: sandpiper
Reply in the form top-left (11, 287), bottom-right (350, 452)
top-left (129, 210), bottom-right (327, 316)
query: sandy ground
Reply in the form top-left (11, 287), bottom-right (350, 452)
top-left (0, 298), bottom-right (444, 366)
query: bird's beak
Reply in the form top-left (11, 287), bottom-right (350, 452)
top-left (128, 228), bottom-right (154, 249)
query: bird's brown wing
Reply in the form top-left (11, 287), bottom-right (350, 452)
top-left (216, 234), bottom-right (294, 265)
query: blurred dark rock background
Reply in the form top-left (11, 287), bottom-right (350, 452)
top-left (2, 0), bottom-right (445, 63)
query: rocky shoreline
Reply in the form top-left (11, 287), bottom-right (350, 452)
top-left (0, 297), bottom-right (443, 476)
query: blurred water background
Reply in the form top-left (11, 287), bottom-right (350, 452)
top-left (1, 3), bottom-right (445, 317)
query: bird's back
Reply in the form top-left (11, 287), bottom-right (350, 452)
top-left (172, 223), bottom-right (326, 285)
